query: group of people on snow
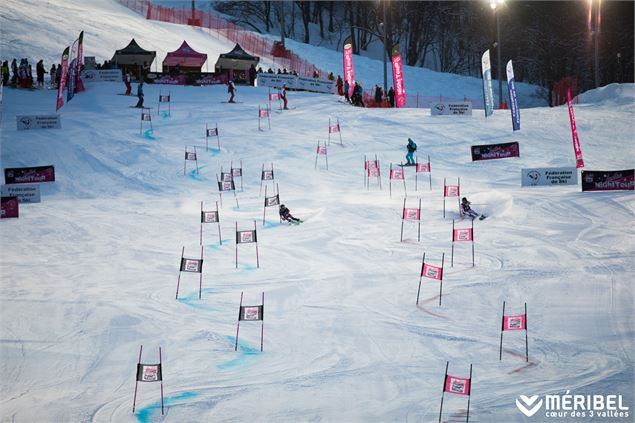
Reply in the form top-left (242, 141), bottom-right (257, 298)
top-left (2, 58), bottom-right (62, 89)
top-left (336, 76), bottom-right (396, 108)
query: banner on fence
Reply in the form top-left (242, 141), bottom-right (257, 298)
top-left (431, 102), bottom-right (472, 116)
top-left (256, 73), bottom-right (334, 94)
top-left (1, 196), bottom-right (19, 219)
top-left (471, 142), bottom-right (519, 161)
top-left (1, 184), bottom-right (41, 203)
top-left (521, 167), bottom-right (578, 187)
top-left (581, 169), bottom-right (634, 192)
top-left (4, 166), bottom-right (55, 184)
top-left (81, 69), bottom-right (122, 82)
top-left (16, 115), bottom-right (61, 130)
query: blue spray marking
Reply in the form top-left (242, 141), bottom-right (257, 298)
top-left (206, 241), bottom-right (230, 251)
top-left (176, 288), bottom-right (216, 311)
top-left (262, 220), bottom-right (279, 229)
top-left (136, 391), bottom-right (198, 423)
top-left (143, 130), bottom-right (155, 140)
top-left (238, 264), bottom-right (258, 273)
top-left (161, 111), bottom-right (170, 119)
top-left (217, 336), bottom-right (261, 370)
top-left (206, 149), bottom-right (221, 157)
top-left (188, 165), bottom-right (207, 181)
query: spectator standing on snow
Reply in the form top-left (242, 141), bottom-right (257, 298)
top-left (388, 87), bottom-right (395, 107)
top-left (280, 84), bottom-right (289, 110)
top-left (344, 80), bottom-right (351, 103)
top-left (36, 60), bottom-right (46, 88)
top-left (49, 64), bottom-right (56, 87)
top-left (227, 79), bottom-right (236, 103)
top-left (336, 75), bottom-right (343, 96)
top-left (249, 64), bottom-right (257, 86)
top-left (124, 72), bottom-right (132, 95)
top-left (2, 61), bottom-right (9, 86)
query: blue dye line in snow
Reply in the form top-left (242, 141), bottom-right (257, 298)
top-left (206, 240), bottom-right (230, 251)
top-left (188, 165), bottom-right (207, 181)
top-left (262, 220), bottom-right (280, 229)
top-left (176, 288), bottom-right (216, 311)
top-left (136, 391), bottom-right (198, 423)
top-left (237, 263), bottom-right (258, 273)
top-left (206, 148), bottom-right (220, 157)
top-left (143, 130), bottom-right (155, 140)
top-left (161, 112), bottom-right (170, 118)
top-left (217, 336), bottom-right (261, 370)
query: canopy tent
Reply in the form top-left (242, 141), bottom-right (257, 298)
top-left (111, 38), bottom-right (156, 79)
top-left (214, 44), bottom-right (259, 83)
top-left (162, 41), bottom-right (207, 73)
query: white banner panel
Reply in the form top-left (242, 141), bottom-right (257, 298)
top-left (80, 69), bottom-right (122, 82)
top-left (521, 167), bottom-right (578, 187)
top-left (1, 184), bottom-right (41, 203)
top-left (256, 73), bottom-right (335, 94)
top-left (431, 102), bottom-right (473, 116)
top-left (16, 115), bottom-right (61, 130)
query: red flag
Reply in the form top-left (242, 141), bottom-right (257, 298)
top-left (56, 46), bottom-right (70, 111)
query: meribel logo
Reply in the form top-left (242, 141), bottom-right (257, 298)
top-left (516, 391), bottom-right (629, 419)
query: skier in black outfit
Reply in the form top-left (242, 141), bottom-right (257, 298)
top-left (461, 197), bottom-right (485, 220)
top-left (135, 81), bottom-right (144, 108)
top-left (279, 204), bottom-right (301, 223)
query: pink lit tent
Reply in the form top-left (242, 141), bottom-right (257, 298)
top-left (162, 41), bottom-right (207, 73)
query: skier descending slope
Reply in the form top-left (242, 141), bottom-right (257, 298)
top-left (279, 204), bottom-right (302, 224)
top-left (461, 197), bottom-right (487, 220)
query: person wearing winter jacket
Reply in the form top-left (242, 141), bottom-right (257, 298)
top-left (336, 75), bottom-right (343, 96)
top-left (124, 72), bottom-right (132, 95)
top-left (388, 87), bottom-right (395, 107)
top-left (135, 81), bottom-right (144, 108)
top-left (227, 79), bottom-right (236, 103)
top-left (279, 204), bottom-right (301, 223)
top-left (344, 80), bottom-right (351, 103)
top-left (1, 61), bottom-right (9, 86)
top-left (49, 64), bottom-right (56, 87)
top-left (405, 138), bottom-right (417, 165)
top-left (280, 84), bottom-right (289, 110)
top-left (36, 60), bottom-right (46, 87)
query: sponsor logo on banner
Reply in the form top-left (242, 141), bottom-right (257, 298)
top-left (242, 306), bottom-right (262, 321)
top-left (265, 195), bottom-right (280, 207)
top-left (202, 211), bottom-right (218, 223)
top-left (391, 44), bottom-right (406, 108)
top-left (444, 186), bottom-right (460, 197)
top-left (521, 167), bottom-right (578, 187)
top-left (81, 69), bottom-right (122, 82)
top-left (471, 142), bottom-right (520, 161)
top-left (503, 315), bottom-right (526, 330)
top-left (1, 184), bottom-right (41, 203)
top-left (194, 74), bottom-right (228, 86)
top-left (232, 168), bottom-right (242, 177)
top-left (219, 181), bottom-right (235, 191)
top-left (1, 196), bottom-right (19, 219)
top-left (506, 60), bottom-right (521, 131)
top-left (259, 109), bottom-right (269, 118)
top-left (181, 258), bottom-right (202, 273)
top-left (454, 228), bottom-right (473, 242)
top-left (17, 115), bottom-right (61, 130)
top-left (185, 152), bottom-right (196, 161)
top-left (237, 230), bottom-right (256, 243)
top-left (403, 208), bottom-right (420, 220)
top-left (159, 95), bottom-right (170, 102)
top-left (482, 49), bottom-right (494, 117)
top-left (582, 169), bottom-right (634, 192)
top-left (515, 392), bottom-right (629, 419)
top-left (141, 113), bottom-right (152, 121)
top-left (207, 128), bottom-right (218, 136)
top-left (417, 163), bottom-right (430, 173)
top-left (221, 172), bottom-right (233, 182)
top-left (422, 263), bottom-right (442, 280)
top-left (137, 363), bottom-right (162, 382)
top-left (431, 102), bottom-right (473, 116)
top-left (256, 74), bottom-right (334, 94)
top-left (445, 375), bottom-right (470, 396)
top-left (390, 169), bottom-right (404, 180)
top-left (153, 75), bottom-right (187, 85)
top-left (4, 166), bottom-right (55, 184)
top-left (317, 146), bottom-right (327, 155)
top-left (262, 170), bottom-right (274, 181)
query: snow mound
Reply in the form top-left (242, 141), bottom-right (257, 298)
top-left (577, 83), bottom-right (635, 106)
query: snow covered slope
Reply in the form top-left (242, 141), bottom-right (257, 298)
top-left (1, 75), bottom-right (633, 422)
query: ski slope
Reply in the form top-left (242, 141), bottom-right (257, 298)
top-left (1, 77), bottom-right (633, 422)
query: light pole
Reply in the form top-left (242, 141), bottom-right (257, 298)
top-left (351, 25), bottom-right (387, 94)
top-left (491, 0), bottom-right (504, 108)
top-left (382, 0), bottom-right (388, 94)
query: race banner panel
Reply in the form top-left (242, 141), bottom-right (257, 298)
top-left (265, 194), bottom-right (280, 207)
top-left (431, 102), bottom-right (472, 116)
top-left (16, 115), bottom-right (61, 130)
top-left (185, 151), bottom-right (197, 161)
top-left (1, 184), bottom-right (41, 203)
top-left (180, 257), bottom-right (203, 273)
top-left (239, 305), bottom-right (264, 321)
top-left (444, 375), bottom-right (471, 396)
top-left (403, 208), bottom-right (420, 220)
top-left (581, 169), bottom-right (634, 192)
top-left (453, 228), bottom-right (473, 242)
top-left (136, 363), bottom-right (163, 382)
top-left (521, 167), bottom-right (578, 187)
top-left (422, 263), bottom-right (443, 280)
top-left (444, 186), bottom-right (459, 197)
top-left (261, 170), bottom-right (274, 180)
top-left (236, 230), bottom-right (257, 243)
top-left (201, 211), bottom-right (219, 223)
top-left (257, 73), bottom-right (335, 94)
top-left (4, 166), bottom-right (55, 184)
top-left (207, 127), bottom-right (218, 136)
top-left (218, 180), bottom-right (236, 191)
top-left (1, 196), bottom-right (19, 219)
top-left (471, 142), bottom-right (519, 161)
top-left (159, 95), bottom-right (170, 102)
top-left (80, 69), bottom-right (122, 82)
top-left (417, 162), bottom-right (430, 173)
top-left (503, 314), bottom-right (527, 331)
top-left (221, 172), bottom-right (234, 182)
top-left (141, 112), bottom-right (152, 121)
top-left (343, 36), bottom-right (355, 97)
top-left (390, 169), bottom-right (404, 180)
top-left (391, 43), bottom-right (406, 108)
